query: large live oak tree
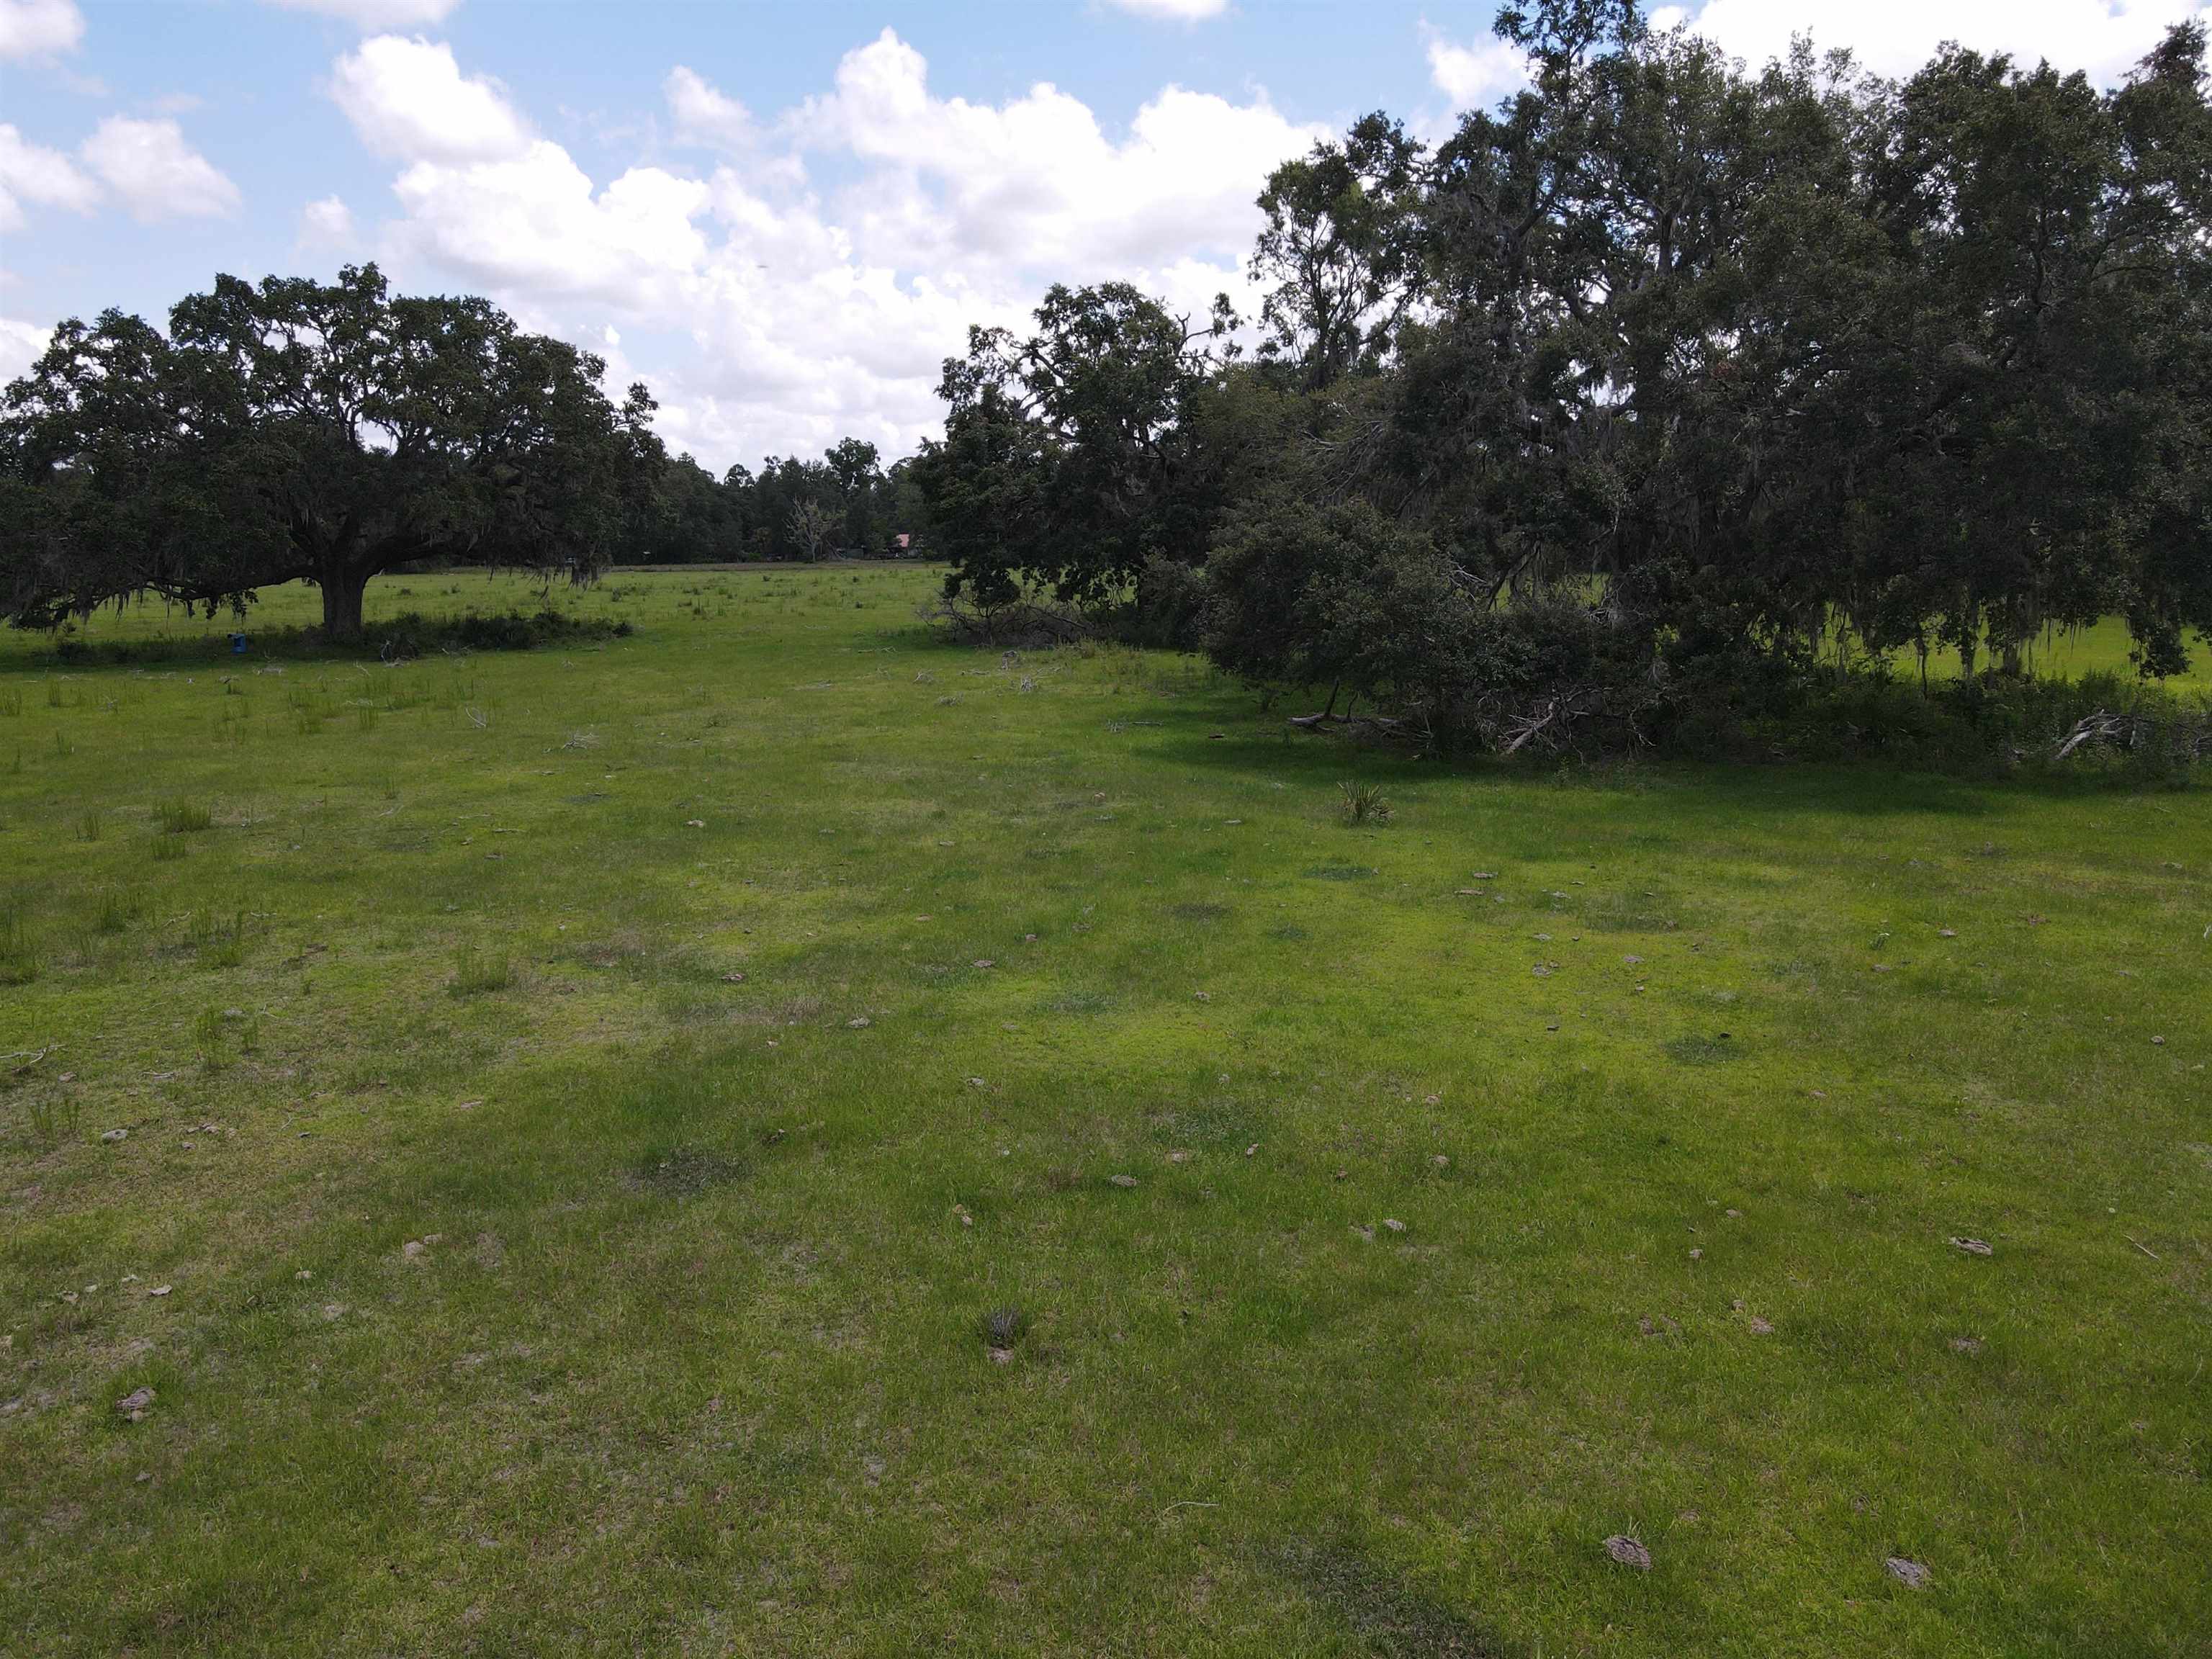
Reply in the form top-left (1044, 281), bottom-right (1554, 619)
top-left (0, 264), bottom-right (662, 638)
top-left (917, 1), bottom-right (2208, 735)
top-left (914, 282), bottom-right (1249, 609)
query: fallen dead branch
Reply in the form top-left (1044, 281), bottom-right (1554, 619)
top-left (921, 593), bottom-right (1094, 648)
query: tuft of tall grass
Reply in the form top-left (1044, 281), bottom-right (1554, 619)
top-left (25, 1091), bottom-right (78, 1144)
top-left (186, 907), bottom-right (249, 968)
top-left (156, 800), bottom-right (213, 835)
top-left (150, 836), bottom-right (188, 863)
top-left (76, 809), bottom-right (103, 842)
top-left (0, 904), bottom-right (40, 985)
top-left (190, 1004), bottom-right (260, 1069)
top-left (451, 945), bottom-right (513, 996)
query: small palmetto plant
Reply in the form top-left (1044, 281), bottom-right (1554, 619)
top-left (1339, 781), bottom-right (1394, 826)
top-left (979, 1305), bottom-right (1030, 1357)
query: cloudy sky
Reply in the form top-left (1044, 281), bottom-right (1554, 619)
top-left (2, 0), bottom-right (2206, 473)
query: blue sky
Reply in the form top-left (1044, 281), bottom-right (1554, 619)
top-left (3, 0), bottom-right (2207, 471)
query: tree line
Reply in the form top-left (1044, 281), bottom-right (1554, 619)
top-left (0, 269), bottom-right (929, 641)
top-left (2, 0), bottom-right (2205, 750)
top-left (647, 441), bottom-right (930, 567)
top-left (914, 2), bottom-right (2212, 753)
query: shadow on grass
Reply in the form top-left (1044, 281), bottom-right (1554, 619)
top-left (1265, 1537), bottom-right (1517, 1658)
top-left (1141, 717), bottom-right (2206, 819)
top-left (0, 609), bottom-right (631, 672)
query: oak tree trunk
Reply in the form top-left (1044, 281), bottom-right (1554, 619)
top-left (320, 564), bottom-right (369, 640)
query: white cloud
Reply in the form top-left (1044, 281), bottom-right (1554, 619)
top-left (298, 193), bottom-right (355, 248)
top-left (264, 0), bottom-right (463, 27)
top-left (1425, 30), bottom-right (1532, 109)
top-left (666, 65), bottom-right (755, 151)
top-left (1102, 0), bottom-right (1231, 19)
top-left (795, 29), bottom-right (1322, 278)
top-left (387, 146), bottom-right (711, 305)
top-left (0, 315), bottom-right (53, 386)
top-left (0, 0), bottom-right (82, 58)
top-left (80, 116), bottom-right (240, 221)
top-left (335, 31), bottom-right (1318, 472)
top-left (1670, 0), bottom-right (2211, 82)
top-left (331, 35), bottom-right (532, 163)
top-left (0, 121), bottom-right (99, 230)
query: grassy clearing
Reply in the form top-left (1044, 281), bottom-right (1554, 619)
top-left (0, 569), bottom-right (2206, 1657)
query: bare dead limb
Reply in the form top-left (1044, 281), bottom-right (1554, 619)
top-left (921, 593), bottom-right (1095, 648)
top-left (1501, 688), bottom-right (1599, 755)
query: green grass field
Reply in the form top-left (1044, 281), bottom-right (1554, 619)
top-left (1, 568), bottom-right (2207, 1657)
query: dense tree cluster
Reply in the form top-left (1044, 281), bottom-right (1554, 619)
top-left (918, 2), bottom-right (2212, 750)
top-left (642, 437), bottom-right (931, 567)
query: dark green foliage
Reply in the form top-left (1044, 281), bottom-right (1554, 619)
top-left (1, 265), bottom-right (661, 639)
top-left (922, 2), bottom-right (2212, 764)
top-left (913, 282), bottom-right (1243, 610)
top-left (1252, 113), bottom-right (1427, 390)
top-left (637, 444), bottom-right (930, 564)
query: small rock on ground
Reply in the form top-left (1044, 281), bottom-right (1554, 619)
top-left (1886, 1556), bottom-right (1931, 1590)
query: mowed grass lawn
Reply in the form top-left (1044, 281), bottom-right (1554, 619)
top-left (1, 569), bottom-right (2207, 1658)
